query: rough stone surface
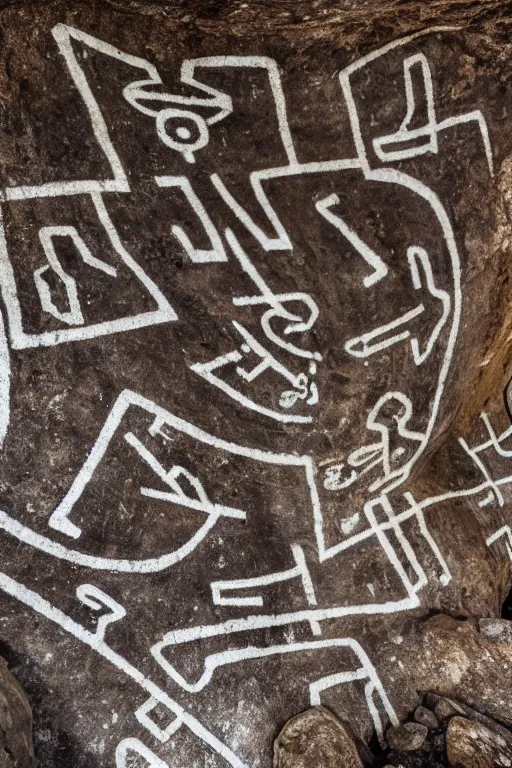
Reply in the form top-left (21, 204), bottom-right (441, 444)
top-left (414, 705), bottom-right (440, 731)
top-left (273, 707), bottom-right (363, 768)
top-left (428, 696), bottom-right (468, 723)
top-left (0, 658), bottom-right (33, 767)
top-left (387, 722), bottom-right (429, 752)
top-left (0, 1), bottom-right (510, 767)
top-left (446, 716), bottom-right (512, 768)
top-left (478, 618), bottom-right (512, 644)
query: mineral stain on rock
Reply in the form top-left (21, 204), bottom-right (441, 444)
top-left (0, 0), bottom-right (510, 766)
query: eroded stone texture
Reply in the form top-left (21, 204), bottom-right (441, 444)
top-left (0, 1), bottom-right (509, 767)
top-left (0, 658), bottom-right (33, 767)
top-left (446, 716), bottom-right (512, 768)
top-left (414, 706), bottom-right (439, 730)
top-left (478, 617), bottom-right (512, 644)
top-left (273, 707), bottom-right (363, 768)
top-left (387, 722), bottom-right (428, 752)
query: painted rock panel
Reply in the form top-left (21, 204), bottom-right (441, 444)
top-left (0, 2), bottom-right (510, 766)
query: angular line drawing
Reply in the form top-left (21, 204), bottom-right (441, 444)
top-left (0, 23), bottom-right (501, 768)
top-left (76, 584), bottom-right (127, 641)
top-left (154, 176), bottom-right (227, 263)
top-left (151, 632), bottom-right (398, 748)
top-left (227, 228), bottom-right (321, 362)
top-left (487, 526), bottom-right (512, 561)
top-left (0, 571), bottom-right (245, 767)
top-left (34, 226), bottom-right (117, 327)
top-left (189, 228), bottom-right (320, 421)
top-left (210, 544), bottom-right (317, 608)
top-left (134, 698), bottom-right (182, 745)
top-left (0, 195), bottom-right (177, 349)
top-left (372, 53), bottom-right (493, 173)
top-left (190, 322), bottom-right (316, 424)
top-left (339, 69), bottom-right (461, 496)
top-left (344, 246), bottom-right (450, 365)
top-left (308, 641), bottom-right (399, 745)
top-left (116, 739), bottom-right (171, 768)
top-left (315, 193), bottom-right (389, 287)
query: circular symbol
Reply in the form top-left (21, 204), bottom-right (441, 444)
top-left (156, 108), bottom-right (209, 162)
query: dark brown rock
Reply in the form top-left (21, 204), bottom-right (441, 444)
top-left (423, 688), bottom-right (512, 744)
top-left (431, 697), bottom-right (468, 722)
top-left (414, 705), bottom-right (439, 730)
top-left (386, 722), bottom-right (428, 751)
top-left (273, 707), bottom-right (363, 768)
top-left (0, 659), bottom-right (32, 767)
top-left (447, 716), bottom-right (512, 768)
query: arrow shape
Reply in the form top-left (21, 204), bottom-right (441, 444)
top-left (345, 246), bottom-right (450, 365)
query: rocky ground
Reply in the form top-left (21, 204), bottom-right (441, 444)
top-left (275, 689), bottom-right (512, 767)
top-left (273, 596), bottom-right (512, 766)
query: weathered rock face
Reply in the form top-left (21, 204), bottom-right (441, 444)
top-left (0, 658), bottom-right (33, 767)
top-left (446, 716), bottom-right (512, 768)
top-left (0, 0), bottom-right (510, 766)
top-left (273, 706), bottom-right (363, 768)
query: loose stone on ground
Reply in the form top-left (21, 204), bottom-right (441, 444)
top-left (273, 707), bottom-right (363, 768)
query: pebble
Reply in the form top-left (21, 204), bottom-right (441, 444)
top-left (425, 693), bottom-right (512, 742)
top-left (273, 706), bottom-right (363, 768)
top-left (426, 694), bottom-right (466, 721)
top-left (414, 705), bottom-right (439, 730)
top-left (479, 618), bottom-right (512, 645)
top-left (386, 722), bottom-right (428, 751)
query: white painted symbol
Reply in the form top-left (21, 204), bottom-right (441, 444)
top-left (134, 697), bottom-right (182, 744)
top-left (344, 246), bottom-right (450, 365)
top-left (76, 584), bottom-right (126, 642)
top-left (190, 322), bottom-right (315, 424)
top-left (487, 526), bottom-right (512, 561)
top-left (211, 544), bottom-right (316, 608)
top-left (323, 464), bottom-right (357, 492)
top-left (34, 226), bottom-right (117, 327)
top-left (459, 412), bottom-right (512, 508)
top-left (0, 572), bottom-right (245, 767)
top-left (46, 394), bottom-right (247, 569)
top-left (316, 193), bottom-right (388, 287)
top-left (308, 640), bottom-right (399, 746)
top-left (116, 739), bottom-right (170, 767)
top-left (372, 53), bottom-right (493, 174)
top-left (190, 228), bottom-right (320, 422)
top-left (0, 196), bottom-right (177, 349)
top-left (228, 228), bottom-right (321, 361)
top-left (323, 392), bottom-right (424, 497)
top-left (0, 25), bottom-right (499, 768)
top-left (156, 107), bottom-right (209, 163)
top-left (154, 176), bottom-right (227, 263)
top-left (151, 630), bottom-right (398, 746)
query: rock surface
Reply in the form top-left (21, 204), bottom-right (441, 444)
top-left (0, 1), bottom-right (510, 767)
top-left (427, 696), bottom-right (468, 723)
top-left (414, 706), bottom-right (439, 730)
top-left (273, 707), bottom-right (363, 768)
top-left (0, 659), bottom-right (32, 767)
top-left (478, 618), bottom-right (512, 644)
top-left (446, 716), bottom-right (512, 768)
top-left (387, 722), bottom-right (428, 752)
